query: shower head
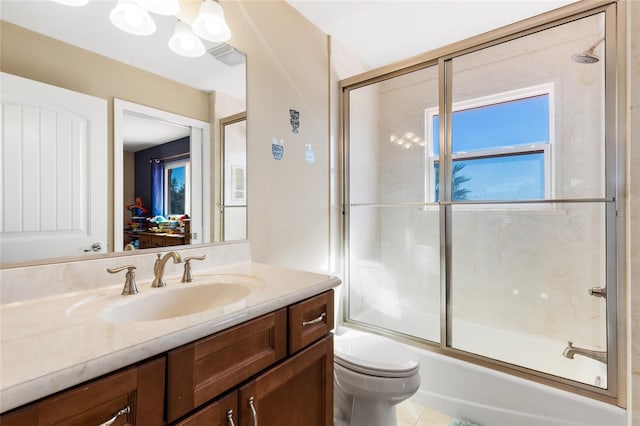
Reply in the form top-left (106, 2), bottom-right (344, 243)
top-left (572, 37), bottom-right (604, 64)
top-left (571, 50), bottom-right (600, 64)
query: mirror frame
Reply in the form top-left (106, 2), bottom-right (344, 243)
top-left (114, 99), bottom-right (211, 253)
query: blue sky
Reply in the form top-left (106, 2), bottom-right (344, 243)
top-left (432, 95), bottom-right (549, 201)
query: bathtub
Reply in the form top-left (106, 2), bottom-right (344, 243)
top-left (338, 327), bottom-right (626, 426)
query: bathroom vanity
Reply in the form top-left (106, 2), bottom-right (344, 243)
top-left (0, 245), bottom-right (339, 425)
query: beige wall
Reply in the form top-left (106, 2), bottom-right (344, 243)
top-left (0, 21), bottom-right (211, 253)
top-left (627, 0), bottom-right (639, 421)
top-left (223, 1), bottom-right (331, 273)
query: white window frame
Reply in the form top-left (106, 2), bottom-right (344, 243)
top-left (164, 159), bottom-right (191, 217)
top-left (425, 83), bottom-right (555, 204)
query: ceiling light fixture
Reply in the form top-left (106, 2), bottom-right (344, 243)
top-left (134, 0), bottom-right (180, 16)
top-left (52, 0), bottom-right (232, 59)
top-left (169, 21), bottom-right (206, 58)
top-left (192, 0), bottom-right (231, 42)
top-left (110, 0), bottom-right (156, 36)
top-left (51, 0), bottom-right (90, 5)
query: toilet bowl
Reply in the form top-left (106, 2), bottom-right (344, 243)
top-left (334, 331), bottom-right (420, 426)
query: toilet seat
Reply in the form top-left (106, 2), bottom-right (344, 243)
top-left (334, 333), bottom-right (419, 378)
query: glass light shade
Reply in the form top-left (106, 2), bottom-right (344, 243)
top-left (51, 0), bottom-right (90, 5)
top-left (169, 21), bottom-right (206, 58)
top-left (192, 0), bottom-right (231, 42)
top-left (110, 0), bottom-right (156, 36)
top-left (133, 0), bottom-right (180, 16)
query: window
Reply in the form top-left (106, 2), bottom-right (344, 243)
top-left (164, 159), bottom-right (190, 216)
top-left (426, 84), bottom-right (553, 202)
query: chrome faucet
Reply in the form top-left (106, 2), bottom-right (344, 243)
top-left (151, 251), bottom-right (182, 288)
top-left (562, 341), bottom-right (607, 364)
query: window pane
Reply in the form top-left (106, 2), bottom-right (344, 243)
top-left (435, 153), bottom-right (545, 201)
top-left (167, 166), bottom-right (186, 215)
top-left (457, 154), bottom-right (545, 200)
top-left (433, 95), bottom-right (549, 155)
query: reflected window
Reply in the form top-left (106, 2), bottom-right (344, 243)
top-left (428, 85), bottom-right (552, 201)
top-left (164, 159), bottom-right (190, 216)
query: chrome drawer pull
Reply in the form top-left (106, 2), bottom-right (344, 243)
top-left (226, 409), bottom-right (235, 426)
top-left (302, 312), bottom-right (326, 327)
top-left (99, 406), bottom-right (130, 426)
top-left (249, 396), bottom-right (257, 426)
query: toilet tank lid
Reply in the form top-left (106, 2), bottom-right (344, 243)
top-left (334, 333), bottom-right (420, 376)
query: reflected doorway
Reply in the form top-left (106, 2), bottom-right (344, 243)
top-left (114, 99), bottom-right (211, 252)
top-left (220, 112), bottom-right (247, 241)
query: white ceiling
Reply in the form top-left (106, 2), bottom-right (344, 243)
top-left (287, 0), bottom-right (580, 69)
top-left (123, 113), bottom-right (191, 152)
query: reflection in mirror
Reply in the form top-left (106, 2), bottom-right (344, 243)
top-left (114, 99), bottom-right (209, 252)
top-left (221, 113), bottom-right (247, 241)
top-left (0, 0), bottom-right (247, 265)
top-left (120, 107), bottom-right (198, 252)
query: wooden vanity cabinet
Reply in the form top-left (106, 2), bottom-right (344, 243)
top-left (166, 309), bottom-right (288, 422)
top-left (169, 290), bottom-right (334, 426)
top-left (0, 356), bottom-right (165, 426)
top-left (1, 290), bottom-right (335, 426)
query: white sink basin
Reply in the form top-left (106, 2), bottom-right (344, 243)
top-left (66, 274), bottom-right (263, 323)
top-left (101, 283), bottom-right (251, 323)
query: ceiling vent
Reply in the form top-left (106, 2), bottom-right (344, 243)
top-left (207, 43), bottom-right (246, 67)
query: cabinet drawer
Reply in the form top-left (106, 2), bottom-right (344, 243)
top-left (0, 357), bottom-right (165, 426)
top-left (167, 309), bottom-right (287, 422)
top-left (288, 290), bottom-right (334, 354)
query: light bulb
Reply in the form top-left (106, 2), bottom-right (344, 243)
top-left (192, 0), bottom-right (231, 42)
top-left (169, 21), bottom-right (206, 58)
top-left (179, 37), bottom-right (196, 52)
top-left (110, 0), bottom-right (156, 36)
top-left (124, 7), bottom-right (144, 28)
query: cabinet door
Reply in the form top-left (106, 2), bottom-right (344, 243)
top-left (0, 357), bottom-right (165, 426)
top-left (238, 335), bottom-right (333, 426)
top-left (174, 391), bottom-right (237, 426)
top-left (167, 309), bottom-right (287, 422)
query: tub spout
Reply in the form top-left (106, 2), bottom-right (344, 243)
top-left (562, 341), bottom-right (607, 364)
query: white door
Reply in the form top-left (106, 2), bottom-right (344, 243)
top-left (0, 72), bottom-right (107, 263)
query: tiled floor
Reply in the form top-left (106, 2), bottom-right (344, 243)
top-left (396, 399), bottom-right (454, 426)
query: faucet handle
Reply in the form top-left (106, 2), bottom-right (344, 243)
top-left (107, 265), bottom-right (138, 295)
top-left (181, 255), bottom-right (206, 283)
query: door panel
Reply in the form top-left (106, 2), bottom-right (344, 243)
top-left (0, 72), bottom-right (107, 263)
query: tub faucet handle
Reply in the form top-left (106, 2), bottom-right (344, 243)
top-left (588, 287), bottom-right (606, 298)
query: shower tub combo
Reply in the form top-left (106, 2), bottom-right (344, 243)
top-left (339, 327), bottom-right (625, 426)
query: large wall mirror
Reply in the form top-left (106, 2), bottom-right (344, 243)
top-left (0, 0), bottom-right (246, 265)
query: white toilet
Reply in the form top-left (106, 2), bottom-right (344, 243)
top-left (333, 331), bottom-right (421, 426)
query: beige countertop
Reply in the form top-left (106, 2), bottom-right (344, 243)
top-left (0, 261), bottom-right (340, 413)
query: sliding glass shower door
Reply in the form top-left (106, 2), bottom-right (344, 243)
top-left (346, 65), bottom-right (441, 343)
top-left (342, 3), bottom-right (619, 397)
